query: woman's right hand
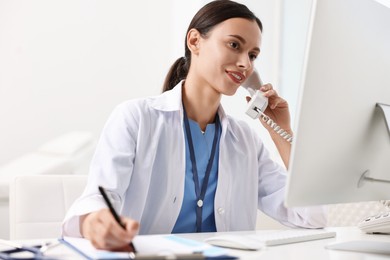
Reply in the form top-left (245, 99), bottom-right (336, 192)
top-left (80, 208), bottom-right (139, 251)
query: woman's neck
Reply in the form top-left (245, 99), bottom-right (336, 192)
top-left (182, 77), bottom-right (221, 131)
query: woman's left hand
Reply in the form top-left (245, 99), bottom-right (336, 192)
top-left (246, 83), bottom-right (293, 168)
top-left (246, 83), bottom-right (292, 137)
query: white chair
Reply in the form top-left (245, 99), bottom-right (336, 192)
top-left (0, 131), bottom-right (95, 239)
top-left (9, 175), bottom-right (87, 239)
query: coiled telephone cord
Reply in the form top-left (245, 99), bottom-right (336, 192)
top-left (258, 111), bottom-right (293, 143)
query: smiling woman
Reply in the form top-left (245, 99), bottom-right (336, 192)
top-left (61, 0), bottom-right (327, 251)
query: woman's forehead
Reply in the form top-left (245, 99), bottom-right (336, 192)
top-left (208, 18), bottom-right (262, 46)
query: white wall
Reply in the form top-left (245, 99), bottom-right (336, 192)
top-left (0, 0), bottom-right (174, 165)
top-left (279, 0), bottom-right (314, 129)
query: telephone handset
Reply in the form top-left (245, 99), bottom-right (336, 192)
top-left (242, 69), bottom-right (293, 143)
top-left (242, 70), bottom-right (268, 118)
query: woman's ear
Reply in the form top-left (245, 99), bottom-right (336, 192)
top-left (187, 28), bottom-right (201, 55)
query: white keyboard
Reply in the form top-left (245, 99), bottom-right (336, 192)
top-left (358, 211), bottom-right (390, 234)
top-left (246, 230), bottom-right (336, 246)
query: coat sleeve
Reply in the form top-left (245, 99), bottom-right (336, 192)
top-left (256, 136), bottom-right (328, 229)
top-left (62, 101), bottom-right (139, 237)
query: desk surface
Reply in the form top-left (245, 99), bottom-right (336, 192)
top-left (6, 227), bottom-right (390, 260)
top-left (178, 227), bottom-right (390, 260)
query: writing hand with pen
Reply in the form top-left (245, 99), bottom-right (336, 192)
top-left (79, 186), bottom-right (139, 252)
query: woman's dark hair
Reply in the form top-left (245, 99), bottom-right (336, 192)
top-left (162, 0), bottom-right (262, 92)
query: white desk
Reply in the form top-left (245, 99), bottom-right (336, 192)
top-left (5, 227), bottom-right (390, 259)
top-left (177, 227), bottom-right (390, 259)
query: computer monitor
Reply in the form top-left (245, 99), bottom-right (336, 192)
top-left (285, 0), bottom-right (390, 207)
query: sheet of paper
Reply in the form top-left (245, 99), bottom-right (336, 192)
top-left (133, 234), bottom-right (227, 257)
top-left (61, 237), bottom-right (130, 259)
top-left (62, 235), bottom-right (227, 259)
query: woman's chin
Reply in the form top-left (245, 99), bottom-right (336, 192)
top-left (222, 86), bottom-right (240, 96)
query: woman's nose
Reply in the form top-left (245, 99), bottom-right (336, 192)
top-left (237, 53), bottom-right (252, 71)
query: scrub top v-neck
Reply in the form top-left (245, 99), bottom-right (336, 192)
top-left (172, 116), bottom-right (221, 233)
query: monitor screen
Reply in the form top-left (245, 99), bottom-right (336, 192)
top-left (285, 0), bottom-right (390, 207)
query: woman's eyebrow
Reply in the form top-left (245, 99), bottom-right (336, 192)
top-left (228, 34), bottom-right (260, 52)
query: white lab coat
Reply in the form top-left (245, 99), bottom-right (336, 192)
top-left (62, 83), bottom-right (326, 237)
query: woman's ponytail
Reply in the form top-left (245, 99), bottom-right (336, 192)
top-left (162, 56), bottom-right (190, 92)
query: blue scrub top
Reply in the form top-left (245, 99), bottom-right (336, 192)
top-left (172, 118), bottom-right (221, 233)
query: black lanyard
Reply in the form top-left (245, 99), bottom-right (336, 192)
top-left (183, 105), bottom-right (220, 232)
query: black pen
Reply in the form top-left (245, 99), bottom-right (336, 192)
top-left (98, 186), bottom-right (137, 253)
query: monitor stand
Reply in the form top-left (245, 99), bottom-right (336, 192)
top-left (357, 103), bottom-right (390, 188)
top-left (376, 103), bottom-right (390, 137)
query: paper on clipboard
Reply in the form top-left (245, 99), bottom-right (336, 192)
top-left (61, 235), bottom-right (228, 259)
top-left (61, 237), bottom-right (130, 259)
top-left (133, 234), bottom-right (227, 256)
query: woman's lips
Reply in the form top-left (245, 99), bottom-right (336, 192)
top-left (226, 70), bottom-right (246, 84)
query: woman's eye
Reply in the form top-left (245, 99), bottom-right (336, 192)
top-left (249, 53), bottom-right (258, 61)
top-left (229, 42), bottom-right (239, 49)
